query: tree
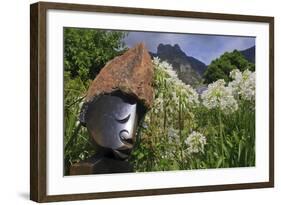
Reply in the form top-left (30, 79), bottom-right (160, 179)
top-left (203, 50), bottom-right (255, 84)
top-left (64, 28), bottom-right (127, 81)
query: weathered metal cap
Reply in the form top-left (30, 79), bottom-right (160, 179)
top-left (84, 43), bottom-right (154, 109)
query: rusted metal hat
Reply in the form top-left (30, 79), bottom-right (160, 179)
top-left (84, 43), bottom-right (154, 109)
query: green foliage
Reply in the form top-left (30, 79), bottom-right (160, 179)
top-left (63, 72), bottom-right (95, 174)
top-left (64, 28), bottom-right (127, 81)
top-left (129, 59), bottom-right (255, 171)
top-left (203, 50), bottom-right (255, 84)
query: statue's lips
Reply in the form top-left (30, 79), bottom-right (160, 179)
top-left (113, 149), bottom-right (131, 160)
top-left (88, 129), bottom-right (135, 150)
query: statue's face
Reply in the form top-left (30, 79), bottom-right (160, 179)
top-left (85, 94), bottom-right (138, 159)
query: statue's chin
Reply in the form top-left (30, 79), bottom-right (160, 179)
top-left (112, 148), bottom-right (132, 160)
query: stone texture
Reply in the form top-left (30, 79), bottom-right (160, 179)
top-left (69, 157), bottom-right (133, 175)
top-left (69, 162), bottom-right (94, 175)
top-left (85, 43), bottom-right (154, 109)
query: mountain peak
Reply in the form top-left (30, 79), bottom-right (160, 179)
top-left (174, 43), bottom-right (181, 50)
top-left (240, 46), bottom-right (255, 64)
top-left (157, 44), bottom-right (187, 59)
top-left (152, 43), bottom-right (207, 86)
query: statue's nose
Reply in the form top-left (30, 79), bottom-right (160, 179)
top-left (119, 129), bottom-right (129, 140)
top-left (119, 130), bottom-right (133, 146)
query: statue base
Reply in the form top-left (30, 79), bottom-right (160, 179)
top-left (69, 154), bottom-right (133, 175)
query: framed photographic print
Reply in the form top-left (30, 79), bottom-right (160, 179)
top-left (30, 1), bottom-right (274, 202)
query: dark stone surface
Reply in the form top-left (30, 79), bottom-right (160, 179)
top-left (85, 43), bottom-right (154, 109)
top-left (69, 155), bottom-right (134, 175)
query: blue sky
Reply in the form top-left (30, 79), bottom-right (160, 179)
top-left (124, 31), bottom-right (255, 65)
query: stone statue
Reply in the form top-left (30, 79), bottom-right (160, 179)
top-left (69, 43), bottom-right (154, 175)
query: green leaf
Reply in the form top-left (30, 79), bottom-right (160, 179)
top-left (238, 139), bottom-right (244, 161)
top-left (216, 156), bottom-right (224, 168)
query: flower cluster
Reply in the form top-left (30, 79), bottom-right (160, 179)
top-left (201, 79), bottom-right (238, 113)
top-left (152, 57), bottom-right (199, 107)
top-left (228, 69), bottom-right (255, 101)
top-left (184, 131), bottom-right (207, 154)
top-left (180, 83), bottom-right (200, 106)
top-left (167, 127), bottom-right (180, 143)
top-left (153, 57), bottom-right (177, 80)
top-left (152, 94), bottom-right (164, 114)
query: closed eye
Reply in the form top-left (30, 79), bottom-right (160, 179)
top-left (115, 114), bottom-right (130, 123)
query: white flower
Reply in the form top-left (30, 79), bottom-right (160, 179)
top-left (81, 126), bottom-right (87, 133)
top-left (167, 127), bottom-right (180, 143)
top-left (144, 114), bottom-right (151, 124)
top-left (184, 131), bottom-right (207, 154)
top-left (163, 150), bottom-right (174, 159)
top-left (78, 101), bottom-right (84, 109)
top-left (152, 56), bottom-right (161, 65)
top-left (152, 57), bottom-right (199, 107)
top-left (166, 69), bottom-right (178, 80)
top-left (201, 79), bottom-right (238, 113)
top-left (171, 91), bottom-right (178, 102)
top-left (153, 57), bottom-right (177, 79)
top-left (152, 95), bottom-right (164, 114)
top-left (179, 83), bottom-right (200, 106)
top-left (229, 69), bottom-right (255, 101)
top-left (75, 121), bottom-right (80, 127)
